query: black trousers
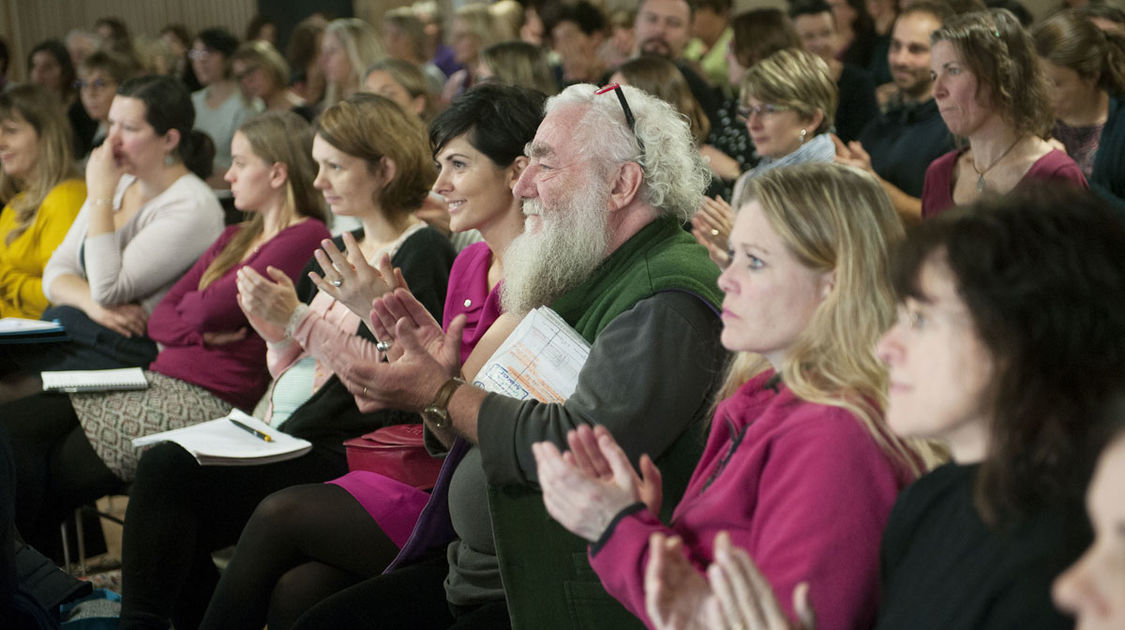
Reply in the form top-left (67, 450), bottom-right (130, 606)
top-left (117, 441), bottom-right (349, 630)
top-left (0, 392), bottom-right (123, 562)
top-left (293, 552), bottom-right (512, 630)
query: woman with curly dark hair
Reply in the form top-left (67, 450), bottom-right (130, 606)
top-left (921, 9), bottom-right (1086, 216)
top-left (873, 186), bottom-right (1125, 629)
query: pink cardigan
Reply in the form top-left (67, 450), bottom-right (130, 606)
top-left (589, 372), bottom-right (913, 630)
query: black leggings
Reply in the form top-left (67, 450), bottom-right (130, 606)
top-left (0, 392), bottom-right (122, 560)
top-left (293, 552), bottom-right (512, 630)
top-left (118, 441), bottom-right (348, 630)
top-left (200, 483), bottom-right (398, 630)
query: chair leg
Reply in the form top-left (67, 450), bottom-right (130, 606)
top-left (75, 507), bottom-right (87, 576)
top-left (59, 521), bottom-right (71, 574)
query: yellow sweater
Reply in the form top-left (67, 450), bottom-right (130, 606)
top-left (0, 179), bottom-right (86, 318)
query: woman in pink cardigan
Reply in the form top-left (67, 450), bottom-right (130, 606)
top-left (534, 163), bottom-right (941, 630)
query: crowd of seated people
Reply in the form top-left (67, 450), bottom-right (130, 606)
top-left (0, 2), bottom-right (1122, 629)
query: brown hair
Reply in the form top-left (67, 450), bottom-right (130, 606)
top-left (731, 9), bottom-right (801, 68)
top-left (932, 9), bottom-right (1053, 138)
top-left (78, 49), bottom-right (138, 84)
top-left (199, 111), bottom-right (327, 289)
top-left (615, 55), bottom-right (710, 145)
top-left (1033, 8), bottom-right (1125, 96)
top-left (315, 93), bottom-right (435, 219)
top-left (0, 84), bottom-right (77, 245)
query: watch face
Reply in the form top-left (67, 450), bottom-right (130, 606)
top-left (424, 407), bottom-right (448, 428)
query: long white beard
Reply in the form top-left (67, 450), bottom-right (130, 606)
top-left (501, 181), bottom-right (612, 315)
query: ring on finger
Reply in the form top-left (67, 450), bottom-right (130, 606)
top-left (376, 340), bottom-right (392, 353)
top-left (330, 278), bottom-right (343, 287)
top-left (711, 228), bottom-right (720, 236)
top-left (363, 386), bottom-right (368, 396)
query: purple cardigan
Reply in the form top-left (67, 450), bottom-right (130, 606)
top-left (921, 148), bottom-right (1088, 218)
top-left (147, 219), bottom-right (329, 410)
top-left (589, 372), bottom-right (913, 630)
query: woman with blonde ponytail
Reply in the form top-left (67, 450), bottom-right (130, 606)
top-left (535, 162), bottom-right (942, 630)
top-left (0, 84), bottom-right (85, 318)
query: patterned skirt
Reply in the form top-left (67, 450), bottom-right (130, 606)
top-left (73, 371), bottom-right (232, 480)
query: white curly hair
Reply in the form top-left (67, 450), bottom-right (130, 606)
top-left (544, 83), bottom-right (710, 223)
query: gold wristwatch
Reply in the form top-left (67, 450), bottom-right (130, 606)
top-left (422, 376), bottom-right (466, 429)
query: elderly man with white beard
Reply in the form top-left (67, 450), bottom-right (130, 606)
top-left (295, 83), bottom-right (727, 630)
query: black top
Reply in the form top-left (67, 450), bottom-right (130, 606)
top-left (876, 463), bottom-right (1089, 630)
top-left (1091, 94), bottom-right (1125, 213)
top-left (835, 63), bottom-right (879, 144)
top-left (858, 97), bottom-right (953, 198)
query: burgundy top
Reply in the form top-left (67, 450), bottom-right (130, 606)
top-left (589, 372), bottom-right (913, 630)
top-left (147, 220), bottom-right (330, 410)
top-left (921, 148), bottom-right (1088, 218)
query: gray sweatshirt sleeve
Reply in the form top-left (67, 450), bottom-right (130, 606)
top-left (477, 290), bottom-right (726, 486)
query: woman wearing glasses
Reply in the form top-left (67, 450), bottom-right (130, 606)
top-left (74, 50), bottom-right (136, 160)
top-left (695, 48), bottom-right (838, 265)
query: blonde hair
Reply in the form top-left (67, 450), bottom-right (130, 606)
top-left (717, 163), bottom-right (943, 475)
top-left (741, 48), bottom-right (837, 135)
top-left (0, 84), bottom-right (77, 246)
top-left (480, 41), bottom-right (559, 96)
top-left (324, 18), bottom-right (385, 107)
top-left (199, 111), bottom-right (326, 289)
top-left (455, 4), bottom-right (506, 54)
top-left (490, 0), bottom-right (525, 40)
top-left (232, 40), bottom-right (291, 94)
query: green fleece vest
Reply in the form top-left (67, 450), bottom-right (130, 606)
top-left (487, 216), bottom-right (722, 629)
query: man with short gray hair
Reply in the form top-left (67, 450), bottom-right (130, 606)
top-left (322, 83), bottom-right (727, 629)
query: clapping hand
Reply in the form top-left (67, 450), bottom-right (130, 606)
top-left (307, 233), bottom-right (402, 326)
top-left (342, 290), bottom-right (465, 413)
top-left (831, 134), bottom-right (874, 175)
top-left (645, 531), bottom-right (817, 630)
top-left (707, 532), bottom-right (816, 630)
top-left (691, 196), bottom-right (734, 268)
top-left (533, 424), bottom-right (661, 542)
top-left (236, 266), bottom-right (301, 343)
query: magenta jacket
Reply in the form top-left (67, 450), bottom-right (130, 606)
top-left (589, 371), bottom-right (914, 630)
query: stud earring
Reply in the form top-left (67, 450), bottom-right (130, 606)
top-left (799, 128), bottom-right (808, 143)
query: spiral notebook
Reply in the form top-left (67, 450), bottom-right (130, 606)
top-left (40, 367), bottom-right (149, 393)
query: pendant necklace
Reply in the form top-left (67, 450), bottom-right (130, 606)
top-left (971, 136), bottom-right (1022, 193)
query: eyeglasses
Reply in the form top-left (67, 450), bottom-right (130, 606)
top-left (74, 79), bottom-right (113, 91)
top-left (595, 82), bottom-right (646, 166)
top-left (737, 103), bottom-right (791, 123)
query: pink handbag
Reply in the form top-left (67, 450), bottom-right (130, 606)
top-left (343, 424), bottom-right (443, 490)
